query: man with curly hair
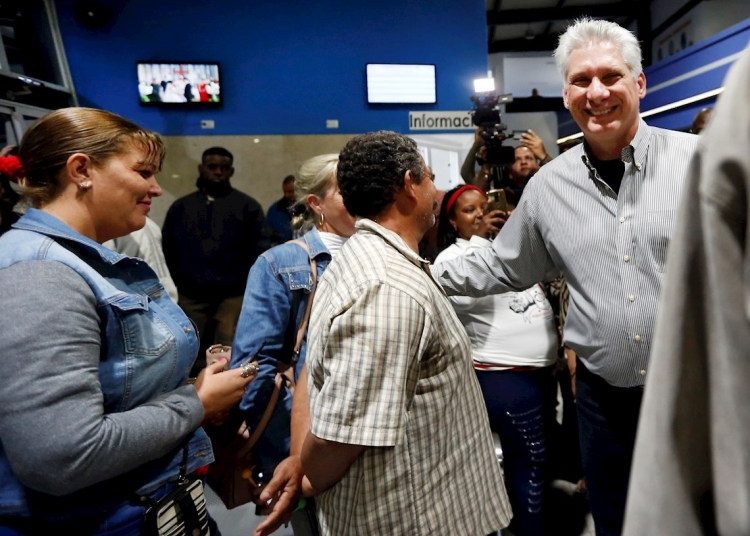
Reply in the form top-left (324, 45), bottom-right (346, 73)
top-left (300, 131), bottom-right (511, 535)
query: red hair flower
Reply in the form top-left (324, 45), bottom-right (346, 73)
top-left (0, 155), bottom-right (24, 181)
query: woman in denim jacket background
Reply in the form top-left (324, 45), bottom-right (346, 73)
top-left (231, 154), bottom-right (355, 536)
top-left (0, 108), bottom-right (254, 535)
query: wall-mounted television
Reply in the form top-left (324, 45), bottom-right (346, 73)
top-left (137, 62), bottom-right (221, 106)
top-left (366, 63), bottom-right (436, 104)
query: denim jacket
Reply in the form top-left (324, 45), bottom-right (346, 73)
top-left (0, 209), bottom-right (210, 524)
top-left (231, 228), bottom-right (330, 475)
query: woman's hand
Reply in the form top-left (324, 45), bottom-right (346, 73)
top-left (193, 358), bottom-right (254, 422)
top-left (478, 209), bottom-right (510, 239)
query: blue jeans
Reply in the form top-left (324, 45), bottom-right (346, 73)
top-left (476, 367), bottom-right (556, 536)
top-left (575, 359), bottom-right (643, 536)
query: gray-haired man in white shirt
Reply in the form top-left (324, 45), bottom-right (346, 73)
top-left (433, 18), bottom-right (698, 536)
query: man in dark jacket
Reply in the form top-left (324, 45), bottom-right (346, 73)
top-left (163, 146), bottom-right (268, 371)
top-left (265, 174), bottom-right (295, 245)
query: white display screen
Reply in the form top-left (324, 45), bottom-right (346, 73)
top-left (366, 64), bottom-right (436, 104)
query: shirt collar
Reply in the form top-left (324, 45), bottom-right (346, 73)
top-left (580, 119), bottom-right (650, 175)
top-left (303, 227), bottom-right (333, 260)
top-left (356, 218), bottom-right (430, 269)
top-left (13, 208), bottom-right (130, 265)
top-left (455, 235), bottom-right (491, 249)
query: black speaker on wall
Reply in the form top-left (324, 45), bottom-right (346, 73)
top-left (73, 0), bottom-right (117, 29)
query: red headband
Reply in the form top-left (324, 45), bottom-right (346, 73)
top-left (0, 155), bottom-right (24, 182)
top-left (445, 184), bottom-right (485, 215)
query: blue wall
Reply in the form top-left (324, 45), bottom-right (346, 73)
top-left (641, 17), bottom-right (750, 130)
top-left (55, 0), bottom-right (488, 136)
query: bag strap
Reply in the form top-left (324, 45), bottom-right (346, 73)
top-left (135, 444), bottom-right (191, 508)
top-left (238, 374), bottom-right (285, 456)
top-left (239, 238), bottom-right (318, 454)
top-left (287, 239), bottom-right (317, 366)
top-left (178, 444), bottom-right (189, 482)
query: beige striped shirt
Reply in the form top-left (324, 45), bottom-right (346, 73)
top-left (307, 219), bottom-right (511, 535)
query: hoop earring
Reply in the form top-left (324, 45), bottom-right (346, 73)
top-left (78, 180), bottom-right (92, 191)
top-left (317, 212), bottom-right (325, 228)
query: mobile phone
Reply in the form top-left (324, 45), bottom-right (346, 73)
top-left (486, 188), bottom-right (508, 212)
top-left (512, 129), bottom-right (526, 140)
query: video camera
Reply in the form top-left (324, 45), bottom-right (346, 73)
top-left (470, 93), bottom-right (515, 166)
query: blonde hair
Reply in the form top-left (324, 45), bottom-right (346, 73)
top-left (291, 153), bottom-right (338, 232)
top-left (19, 107), bottom-right (165, 206)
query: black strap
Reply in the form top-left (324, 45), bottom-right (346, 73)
top-left (178, 444), bottom-right (189, 482)
top-left (135, 445), bottom-right (190, 509)
top-left (280, 285), bottom-right (302, 365)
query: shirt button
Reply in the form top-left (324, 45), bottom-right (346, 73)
top-left (623, 255), bottom-right (631, 262)
top-left (619, 216), bottom-right (625, 223)
top-left (634, 334), bottom-right (642, 342)
top-left (628, 294), bottom-right (635, 302)
top-left (639, 369), bottom-right (646, 376)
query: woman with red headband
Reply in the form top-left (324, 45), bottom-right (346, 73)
top-left (435, 184), bottom-right (558, 536)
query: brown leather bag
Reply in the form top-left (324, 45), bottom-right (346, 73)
top-left (206, 240), bottom-right (317, 510)
top-left (206, 367), bottom-right (294, 510)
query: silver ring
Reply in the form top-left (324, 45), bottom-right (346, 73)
top-left (240, 361), bottom-right (259, 379)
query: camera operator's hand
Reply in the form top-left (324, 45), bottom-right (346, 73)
top-left (474, 127), bottom-right (485, 146)
top-left (476, 146), bottom-right (488, 162)
top-left (462, 130), bottom-right (490, 184)
top-left (474, 163), bottom-right (493, 191)
top-left (519, 129), bottom-right (550, 163)
top-left (478, 208), bottom-right (509, 239)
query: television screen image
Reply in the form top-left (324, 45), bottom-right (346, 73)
top-left (137, 62), bottom-right (221, 105)
top-left (366, 63), bottom-right (436, 104)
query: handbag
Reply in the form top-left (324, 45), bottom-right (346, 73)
top-left (140, 447), bottom-right (210, 536)
top-left (206, 240), bottom-right (317, 510)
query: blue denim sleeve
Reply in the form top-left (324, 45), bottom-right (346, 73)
top-left (231, 254), bottom-right (293, 427)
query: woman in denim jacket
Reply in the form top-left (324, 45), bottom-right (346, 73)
top-left (231, 154), bottom-right (355, 535)
top-left (0, 108), bottom-right (254, 535)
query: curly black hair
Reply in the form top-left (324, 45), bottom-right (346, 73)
top-left (337, 131), bottom-right (424, 219)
